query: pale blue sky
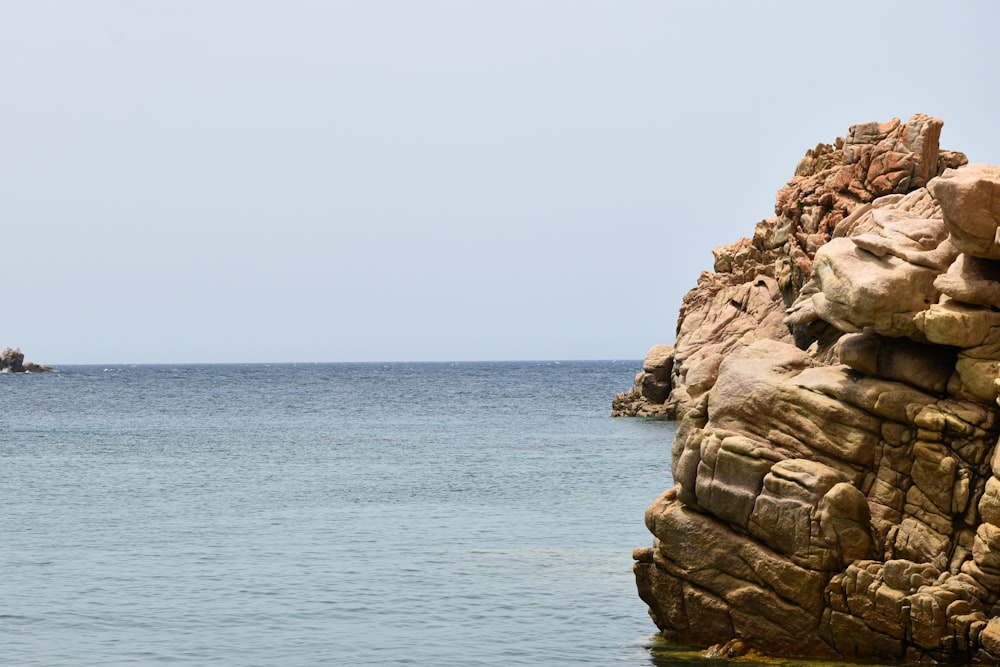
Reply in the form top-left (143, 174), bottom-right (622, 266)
top-left (3, 1), bottom-right (999, 364)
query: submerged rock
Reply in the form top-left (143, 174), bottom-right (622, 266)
top-left (627, 116), bottom-right (1000, 663)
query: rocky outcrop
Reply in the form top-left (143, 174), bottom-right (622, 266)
top-left (1, 347), bottom-right (55, 373)
top-left (629, 116), bottom-right (1000, 662)
top-left (613, 114), bottom-right (966, 418)
top-left (612, 344), bottom-right (675, 417)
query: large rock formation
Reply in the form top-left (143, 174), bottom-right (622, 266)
top-left (613, 114), bottom-right (965, 418)
top-left (628, 116), bottom-right (1000, 663)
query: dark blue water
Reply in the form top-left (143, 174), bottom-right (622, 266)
top-left (1, 361), bottom-right (689, 665)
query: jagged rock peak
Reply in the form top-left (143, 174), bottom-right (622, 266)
top-left (612, 114), bottom-right (966, 419)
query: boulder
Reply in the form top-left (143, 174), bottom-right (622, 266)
top-left (785, 235), bottom-right (948, 338)
top-left (611, 344), bottom-right (675, 417)
top-left (837, 329), bottom-right (955, 395)
top-left (935, 255), bottom-right (1000, 309)
top-left (928, 164), bottom-right (1000, 259)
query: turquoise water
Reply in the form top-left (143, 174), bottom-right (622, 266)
top-left (2, 361), bottom-right (684, 665)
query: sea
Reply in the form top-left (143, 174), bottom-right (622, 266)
top-left (2, 360), bottom-right (717, 666)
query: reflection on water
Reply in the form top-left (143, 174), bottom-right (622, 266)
top-left (646, 636), bottom-right (917, 667)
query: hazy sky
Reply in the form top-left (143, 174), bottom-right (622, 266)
top-left (4, 1), bottom-right (1000, 364)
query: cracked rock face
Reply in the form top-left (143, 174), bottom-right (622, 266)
top-left (613, 113), bottom-right (966, 419)
top-left (628, 116), bottom-right (1000, 663)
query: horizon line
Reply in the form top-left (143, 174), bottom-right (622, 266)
top-left (34, 358), bottom-right (645, 368)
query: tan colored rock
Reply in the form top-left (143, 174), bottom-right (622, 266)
top-left (979, 477), bottom-right (1000, 526)
top-left (695, 433), bottom-right (778, 529)
top-left (852, 208), bottom-right (956, 271)
top-left (837, 329), bottom-right (954, 394)
top-left (629, 116), bottom-right (1000, 663)
top-left (910, 441), bottom-right (965, 514)
top-left (819, 482), bottom-right (875, 567)
top-left (962, 559), bottom-right (1000, 593)
top-left (914, 298), bottom-right (1000, 349)
top-left (747, 459), bottom-right (871, 570)
top-left (820, 608), bottom-right (905, 660)
top-left (882, 559), bottom-right (940, 593)
top-left (683, 352), bottom-right (723, 399)
top-left (845, 115), bottom-right (944, 195)
top-left (611, 344), bottom-right (675, 416)
top-left (672, 341), bottom-right (819, 503)
top-left (980, 616), bottom-right (1000, 661)
top-left (908, 587), bottom-right (951, 650)
top-left (928, 163), bottom-right (1000, 259)
top-left (935, 254), bottom-right (1000, 309)
top-left (826, 561), bottom-right (991, 658)
top-left (668, 274), bottom-right (791, 414)
top-left (972, 522), bottom-right (1000, 578)
top-left (903, 483), bottom-right (954, 537)
top-left (785, 233), bottom-right (952, 339)
top-left (951, 355), bottom-right (1000, 404)
top-left (642, 344), bottom-right (674, 379)
top-left (710, 347), bottom-right (882, 468)
top-left (834, 188), bottom-right (944, 239)
top-left (791, 364), bottom-right (932, 424)
top-left (639, 498), bottom-right (835, 655)
top-left (891, 516), bottom-right (951, 572)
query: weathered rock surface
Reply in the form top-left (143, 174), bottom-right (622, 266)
top-left (627, 116), bottom-right (1000, 663)
top-left (0, 346), bottom-right (55, 373)
top-left (929, 163), bottom-right (1000, 260)
top-left (613, 114), bottom-right (964, 418)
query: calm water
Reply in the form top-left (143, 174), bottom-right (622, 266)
top-left (1, 361), bottom-right (696, 666)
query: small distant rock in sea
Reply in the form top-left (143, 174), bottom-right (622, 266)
top-left (1, 346), bottom-right (56, 373)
